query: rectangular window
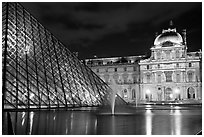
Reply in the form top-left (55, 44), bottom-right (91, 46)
top-left (166, 50), bottom-right (171, 60)
top-left (115, 68), bottom-right (117, 72)
top-left (158, 74), bottom-right (161, 83)
top-left (189, 63), bottom-right (192, 67)
top-left (176, 74), bottom-right (180, 82)
top-left (157, 52), bottom-right (161, 60)
top-left (188, 72), bottom-right (193, 82)
top-left (146, 74), bottom-right (151, 83)
top-left (176, 50), bottom-right (180, 58)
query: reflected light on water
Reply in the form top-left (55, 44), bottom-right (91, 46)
top-left (28, 112), bottom-right (34, 135)
top-left (174, 109), bottom-right (181, 135)
top-left (85, 119), bottom-right (88, 134)
top-left (145, 110), bottom-right (152, 135)
top-left (174, 106), bottom-right (181, 109)
top-left (65, 118), bottom-right (68, 134)
top-left (112, 116), bottom-right (116, 134)
top-left (21, 112), bottom-right (26, 126)
top-left (146, 105), bottom-right (151, 108)
top-left (8, 108), bottom-right (201, 135)
top-left (94, 119), bottom-right (97, 134)
top-left (70, 113), bottom-right (74, 134)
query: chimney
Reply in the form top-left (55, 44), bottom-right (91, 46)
top-left (182, 29), bottom-right (187, 45)
top-left (169, 20), bottom-right (173, 26)
top-left (155, 32), bottom-right (158, 38)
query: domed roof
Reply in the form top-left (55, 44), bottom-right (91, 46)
top-left (154, 28), bottom-right (183, 46)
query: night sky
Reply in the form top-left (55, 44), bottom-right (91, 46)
top-left (21, 2), bottom-right (202, 59)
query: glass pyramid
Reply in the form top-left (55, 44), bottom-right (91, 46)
top-left (2, 2), bottom-right (125, 109)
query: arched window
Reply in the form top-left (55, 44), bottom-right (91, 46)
top-left (164, 71), bottom-right (173, 82)
top-left (123, 89), bottom-right (128, 98)
top-left (187, 87), bottom-right (195, 99)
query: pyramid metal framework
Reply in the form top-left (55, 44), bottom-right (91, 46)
top-left (2, 3), bottom-right (125, 109)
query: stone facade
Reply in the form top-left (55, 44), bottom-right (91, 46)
top-left (85, 26), bottom-right (202, 103)
top-left (85, 56), bottom-right (142, 103)
top-left (139, 27), bottom-right (202, 102)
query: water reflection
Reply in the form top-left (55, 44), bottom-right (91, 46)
top-left (7, 107), bottom-right (201, 135)
top-left (145, 109), bottom-right (152, 135)
top-left (174, 109), bottom-right (181, 135)
top-left (28, 112), bottom-right (34, 135)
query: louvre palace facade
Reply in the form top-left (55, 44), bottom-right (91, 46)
top-left (85, 25), bottom-right (202, 103)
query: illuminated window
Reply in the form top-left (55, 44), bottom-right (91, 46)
top-left (187, 87), bottom-right (195, 99)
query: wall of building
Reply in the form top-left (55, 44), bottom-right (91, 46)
top-left (86, 56), bottom-right (141, 103)
top-left (139, 27), bottom-right (202, 102)
top-left (85, 28), bottom-right (202, 104)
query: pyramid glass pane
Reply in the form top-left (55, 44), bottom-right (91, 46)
top-left (2, 2), bottom-right (125, 110)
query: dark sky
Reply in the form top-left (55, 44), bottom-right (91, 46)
top-left (21, 2), bottom-right (202, 59)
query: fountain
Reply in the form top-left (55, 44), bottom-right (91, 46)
top-left (111, 89), bottom-right (117, 115)
top-left (97, 79), bottom-right (135, 116)
top-left (110, 79), bottom-right (117, 115)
